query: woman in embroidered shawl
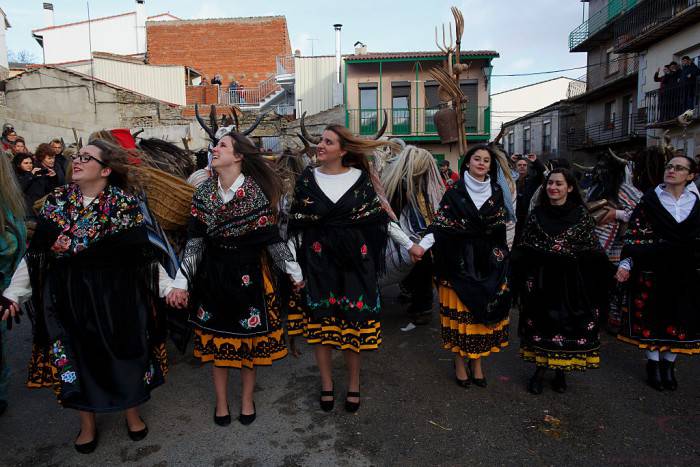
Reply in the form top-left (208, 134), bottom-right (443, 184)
top-left (0, 154), bottom-right (27, 417)
top-left (287, 125), bottom-right (419, 413)
top-left (615, 156), bottom-right (700, 392)
top-left (419, 145), bottom-right (511, 389)
top-left (513, 169), bottom-right (610, 395)
top-left (166, 132), bottom-right (301, 426)
top-left (1, 140), bottom-right (168, 453)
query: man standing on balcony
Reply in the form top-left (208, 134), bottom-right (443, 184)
top-left (680, 56), bottom-right (699, 113)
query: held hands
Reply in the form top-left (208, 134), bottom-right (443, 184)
top-left (165, 288), bottom-right (189, 309)
top-left (615, 267), bottom-right (630, 283)
top-left (1, 298), bottom-right (21, 330)
top-left (598, 207), bottom-right (617, 225)
top-left (408, 243), bottom-right (425, 263)
top-left (291, 278), bottom-right (305, 293)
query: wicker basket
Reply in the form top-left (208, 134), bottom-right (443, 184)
top-left (141, 167), bottom-right (195, 231)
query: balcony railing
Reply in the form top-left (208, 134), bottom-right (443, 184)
top-left (568, 113), bottom-right (646, 149)
top-left (221, 74), bottom-right (282, 107)
top-left (276, 55), bottom-right (295, 76)
top-left (567, 75), bottom-right (587, 99)
top-left (345, 106), bottom-right (488, 137)
top-left (643, 77), bottom-right (700, 125)
top-left (614, 0), bottom-right (700, 52)
top-left (568, 0), bottom-right (639, 51)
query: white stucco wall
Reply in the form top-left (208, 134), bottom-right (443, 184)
top-left (491, 77), bottom-right (575, 139)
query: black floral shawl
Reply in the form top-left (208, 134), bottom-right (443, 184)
top-left (429, 181), bottom-right (511, 325)
top-left (288, 167), bottom-right (389, 322)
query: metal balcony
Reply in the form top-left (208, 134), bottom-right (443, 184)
top-left (569, 0), bottom-right (639, 52)
top-left (568, 113), bottom-right (646, 149)
top-left (643, 77), bottom-right (700, 126)
top-left (614, 0), bottom-right (700, 53)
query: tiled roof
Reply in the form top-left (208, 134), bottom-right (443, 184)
top-left (345, 50), bottom-right (499, 60)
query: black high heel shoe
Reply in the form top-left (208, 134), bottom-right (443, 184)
top-left (468, 360), bottom-right (487, 388)
top-left (454, 360), bottom-right (470, 388)
top-left (126, 417), bottom-right (149, 441)
top-left (345, 391), bottom-right (360, 413)
top-left (214, 405), bottom-right (231, 426)
top-left (74, 429), bottom-right (99, 454)
top-left (320, 385), bottom-right (335, 412)
top-left (238, 402), bottom-right (256, 426)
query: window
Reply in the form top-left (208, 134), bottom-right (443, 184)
top-left (523, 127), bottom-right (531, 154)
top-left (542, 121), bottom-right (552, 154)
top-left (392, 82), bottom-right (411, 134)
top-left (359, 83), bottom-right (378, 135)
top-left (604, 100), bottom-right (616, 128)
top-left (507, 131), bottom-right (514, 155)
top-left (425, 80), bottom-right (440, 133)
top-left (606, 49), bottom-right (619, 76)
top-left (460, 80), bottom-right (479, 132)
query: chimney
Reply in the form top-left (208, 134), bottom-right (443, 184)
top-left (354, 41), bottom-right (367, 55)
top-left (333, 24), bottom-right (342, 85)
top-left (43, 3), bottom-right (54, 28)
top-left (135, 0), bottom-right (146, 53)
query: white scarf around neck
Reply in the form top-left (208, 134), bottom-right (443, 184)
top-left (463, 171), bottom-right (492, 210)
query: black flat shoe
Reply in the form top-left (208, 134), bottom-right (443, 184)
top-left (74, 429), bottom-right (98, 454)
top-left (345, 391), bottom-right (360, 413)
top-left (320, 387), bottom-right (335, 412)
top-left (455, 376), bottom-right (470, 388)
top-left (646, 360), bottom-right (664, 392)
top-left (214, 406), bottom-right (231, 426)
top-left (660, 360), bottom-right (678, 391)
top-left (238, 403), bottom-right (256, 426)
top-left (551, 370), bottom-right (567, 393)
top-left (468, 360), bottom-right (487, 388)
top-left (126, 418), bottom-right (149, 441)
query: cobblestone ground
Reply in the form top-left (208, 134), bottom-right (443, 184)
top-left (1, 287), bottom-right (699, 466)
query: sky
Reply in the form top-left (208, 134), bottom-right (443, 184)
top-left (4, 0), bottom-right (589, 95)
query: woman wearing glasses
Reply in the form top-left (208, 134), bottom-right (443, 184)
top-left (616, 156), bottom-right (700, 391)
top-left (1, 141), bottom-right (169, 453)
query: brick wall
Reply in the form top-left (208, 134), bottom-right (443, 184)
top-left (186, 85), bottom-right (221, 105)
top-left (147, 17), bottom-right (292, 89)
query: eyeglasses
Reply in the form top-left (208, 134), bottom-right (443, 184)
top-left (71, 153), bottom-right (108, 166)
top-left (664, 163), bottom-right (690, 172)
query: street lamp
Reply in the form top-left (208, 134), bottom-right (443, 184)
top-left (482, 64), bottom-right (493, 90)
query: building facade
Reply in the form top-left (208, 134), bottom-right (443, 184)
top-left (491, 77), bottom-right (580, 140)
top-left (501, 100), bottom-right (586, 161)
top-left (31, 1), bottom-right (178, 64)
top-left (0, 7), bottom-right (9, 81)
top-left (567, 0), bottom-right (647, 155)
top-left (344, 50), bottom-right (498, 169)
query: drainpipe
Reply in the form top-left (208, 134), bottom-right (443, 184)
top-left (334, 24), bottom-right (342, 84)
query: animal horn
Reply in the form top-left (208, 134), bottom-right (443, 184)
top-left (232, 106), bottom-right (240, 132)
top-left (242, 109), bottom-right (270, 136)
top-left (209, 104), bottom-right (219, 136)
top-left (573, 163), bottom-right (594, 172)
top-left (491, 126), bottom-right (506, 145)
top-left (608, 147), bottom-right (627, 164)
top-left (78, 137), bottom-right (83, 150)
top-left (300, 111), bottom-right (321, 144)
top-left (132, 128), bottom-right (144, 139)
top-left (194, 103), bottom-right (217, 141)
top-left (373, 110), bottom-right (388, 140)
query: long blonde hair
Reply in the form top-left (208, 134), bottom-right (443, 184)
top-left (381, 145), bottom-right (445, 214)
top-left (0, 154), bottom-right (26, 231)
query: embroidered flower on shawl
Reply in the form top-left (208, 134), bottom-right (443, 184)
top-left (258, 215), bottom-right (269, 226)
top-left (143, 364), bottom-right (154, 385)
top-left (241, 274), bottom-right (251, 286)
top-left (61, 371), bottom-right (77, 383)
top-left (312, 241), bottom-right (322, 254)
top-left (236, 188), bottom-right (246, 199)
top-left (240, 308), bottom-right (262, 329)
top-left (197, 308), bottom-right (212, 322)
top-left (360, 244), bottom-right (368, 257)
top-left (51, 235), bottom-right (71, 253)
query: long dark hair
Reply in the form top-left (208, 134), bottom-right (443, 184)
top-left (88, 139), bottom-right (139, 193)
top-left (537, 168), bottom-right (585, 207)
top-left (458, 144), bottom-right (499, 183)
top-left (12, 153), bottom-right (33, 174)
top-left (227, 132), bottom-right (282, 213)
top-left (324, 124), bottom-right (399, 172)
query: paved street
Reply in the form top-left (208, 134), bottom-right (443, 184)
top-left (1, 287), bottom-right (699, 466)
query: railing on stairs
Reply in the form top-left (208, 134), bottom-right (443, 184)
top-left (222, 74), bottom-right (282, 107)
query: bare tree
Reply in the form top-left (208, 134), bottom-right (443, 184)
top-left (8, 50), bottom-right (39, 64)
